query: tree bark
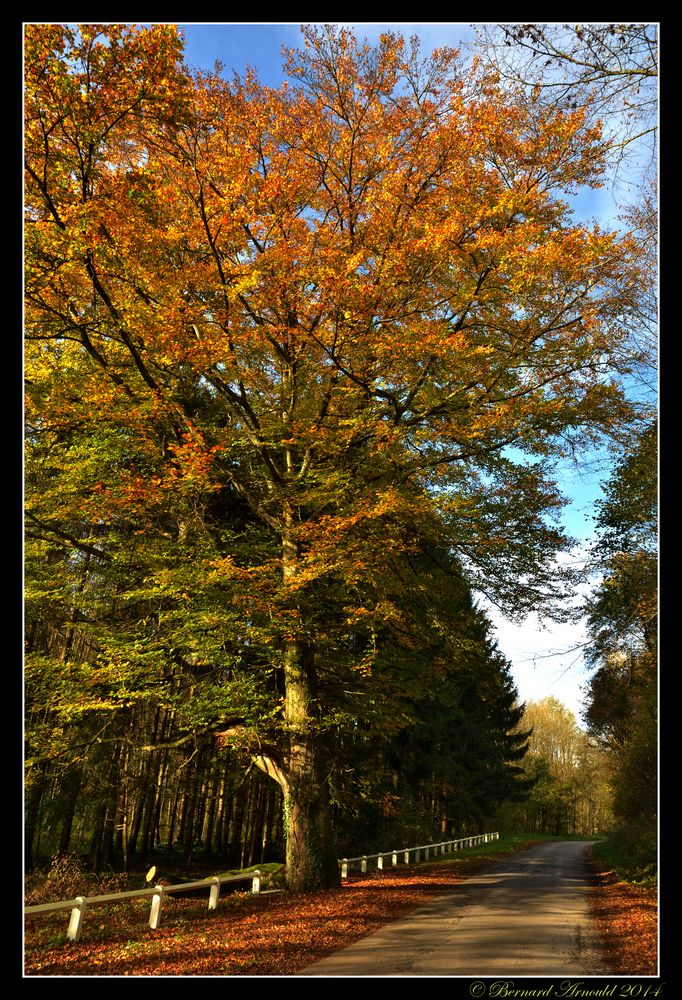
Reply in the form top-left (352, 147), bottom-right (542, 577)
top-left (283, 748), bottom-right (339, 890)
top-left (277, 512), bottom-right (337, 888)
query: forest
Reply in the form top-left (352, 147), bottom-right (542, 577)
top-left (24, 23), bottom-right (657, 892)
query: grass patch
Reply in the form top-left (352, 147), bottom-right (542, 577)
top-left (216, 862), bottom-right (287, 890)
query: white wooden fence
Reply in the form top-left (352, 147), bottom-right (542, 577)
top-left (338, 831), bottom-right (499, 878)
top-left (26, 832), bottom-right (501, 943)
top-left (24, 871), bottom-right (261, 942)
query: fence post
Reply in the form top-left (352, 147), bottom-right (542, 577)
top-left (208, 876), bottom-right (221, 911)
top-left (361, 856), bottom-right (367, 874)
top-left (425, 846), bottom-right (429, 860)
top-left (341, 859), bottom-right (348, 879)
top-left (252, 871), bottom-right (261, 894)
top-left (415, 848), bottom-right (420, 862)
top-left (404, 850), bottom-right (409, 864)
top-left (149, 885), bottom-right (165, 930)
top-left (392, 851), bottom-right (397, 866)
top-left (377, 854), bottom-right (383, 871)
top-left (67, 897), bottom-right (87, 942)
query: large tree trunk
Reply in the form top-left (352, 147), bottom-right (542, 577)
top-left (226, 514), bottom-right (339, 889)
top-left (279, 514), bottom-right (339, 889)
top-left (283, 743), bottom-right (339, 891)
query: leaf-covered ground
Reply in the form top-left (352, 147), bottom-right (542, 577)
top-left (23, 851), bottom-right (521, 977)
top-left (587, 854), bottom-right (658, 976)
top-left (25, 843), bottom-right (658, 977)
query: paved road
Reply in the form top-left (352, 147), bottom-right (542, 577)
top-left (298, 841), bottom-right (608, 977)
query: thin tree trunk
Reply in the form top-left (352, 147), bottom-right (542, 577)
top-left (226, 774), bottom-right (246, 865)
top-left (247, 780), bottom-right (264, 868)
top-left (128, 706), bottom-right (162, 857)
top-left (58, 765), bottom-right (83, 855)
top-left (166, 789), bottom-right (179, 851)
top-left (139, 754), bottom-right (164, 859)
top-left (203, 767), bottom-right (217, 859)
top-left (25, 760), bottom-right (49, 870)
top-left (213, 772), bottom-right (227, 860)
top-left (90, 742), bottom-right (122, 871)
top-left (239, 780), bottom-right (254, 870)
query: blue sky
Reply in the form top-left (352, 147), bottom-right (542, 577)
top-left (180, 23), bottom-right (302, 86)
top-left (179, 22), bottom-right (478, 83)
top-left (176, 21), bottom-right (639, 721)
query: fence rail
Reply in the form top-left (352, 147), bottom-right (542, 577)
top-left (26, 832), bottom-right (500, 943)
top-left (338, 832), bottom-right (499, 878)
top-left (24, 871), bottom-right (261, 942)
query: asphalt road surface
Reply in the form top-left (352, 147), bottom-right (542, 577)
top-left (298, 840), bottom-right (608, 977)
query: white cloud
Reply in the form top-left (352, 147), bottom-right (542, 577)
top-left (489, 607), bottom-right (591, 724)
top-left (479, 546), bottom-right (596, 725)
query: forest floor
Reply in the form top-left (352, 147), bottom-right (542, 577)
top-left (24, 841), bottom-right (658, 977)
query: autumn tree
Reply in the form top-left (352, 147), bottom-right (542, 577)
top-left (26, 24), bottom-right (644, 889)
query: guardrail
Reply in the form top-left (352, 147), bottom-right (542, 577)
top-left (338, 832), bottom-right (499, 878)
top-left (26, 833), bottom-right (500, 942)
top-left (24, 871), bottom-right (261, 942)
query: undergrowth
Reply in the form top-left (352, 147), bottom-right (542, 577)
top-left (591, 820), bottom-right (657, 885)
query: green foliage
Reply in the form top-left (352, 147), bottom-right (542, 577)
top-left (583, 420), bottom-right (657, 879)
top-left (584, 421), bottom-right (657, 830)
top-left (593, 422), bottom-right (657, 557)
top-left (591, 820), bottom-right (657, 884)
top-left (328, 553), bottom-right (533, 853)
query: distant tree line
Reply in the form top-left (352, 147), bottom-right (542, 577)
top-left (498, 696), bottom-right (613, 837)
